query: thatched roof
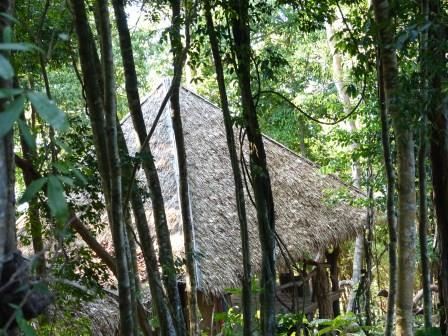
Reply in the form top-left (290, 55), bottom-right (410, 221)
top-left (121, 81), bottom-right (365, 295)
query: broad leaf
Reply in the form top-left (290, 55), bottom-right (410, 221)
top-left (0, 54), bottom-right (13, 79)
top-left (3, 26), bottom-right (11, 43)
top-left (57, 175), bottom-right (74, 187)
top-left (0, 42), bottom-right (35, 51)
top-left (72, 168), bottom-right (87, 186)
top-left (47, 175), bottom-right (68, 223)
top-left (17, 119), bottom-right (36, 152)
top-left (0, 13), bottom-right (18, 24)
top-left (0, 88), bottom-right (23, 99)
top-left (27, 91), bottom-right (68, 131)
top-left (0, 94), bottom-right (25, 137)
top-left (13, 305), bottom-right (37, 335)
top-left (19, 177), bottom-right (47, 204)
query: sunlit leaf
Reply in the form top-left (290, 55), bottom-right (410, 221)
top-left (27, 91), bottom-right (68, 131)
top-left (47, 175), bottom-right (69, 223)
top-left (72, 168), bottom-right (88, 186)
top-left (57, 175), bottom-right (74, 187)
top-left (19, 177), bottom-right (47, 204)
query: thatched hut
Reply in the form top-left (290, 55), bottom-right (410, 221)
top-left (121, 81), bottom-right (365, 328)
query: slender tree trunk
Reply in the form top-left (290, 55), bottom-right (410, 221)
top-left (19, 107), bottom-right (46, 275)
top-left (111, 2), bottom-right (185, 334)
top-left (97, 1), bottom-right (135, 334)
top-left (325, 248), bottom-right (341, 317)
top-left (0, 0), bottom-right (15, 282)
top-left (168, 1), bottom-right (200, 334)
top-left (417, 0), bottom-right (433, 329)
top-left (364, 169), bottom-right (374, 329)
top-left (373, 1), bottom-right (417, 334)
top-left (117, 124), bottom-right (176, 336)
top-left (230, 0), bottom-right (277, 333)
top-left (71, 0), bottom-right (135, 333)
top-left (427, 1), bottom-right (448, 332)
top-left (377, 51), bottom-right (398, 336)
top-left (418, 114), bottom-right (432, 329)
top-left (325, 21), bottom-right (364, 314)
top-left (313, 262), bottom-right (333, 319)
top-left (203, 1), bottom-right (253, 333)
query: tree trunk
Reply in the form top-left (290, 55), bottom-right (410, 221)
top-left (203, 1), bottom-right (253, 333)
top-left (417, 0), bottom-right (433, 329)
top-left (117, 124), bottom-right (176, 336)
top-left (169, 2), bottom-right (200, 334)
top-left (325, 248), bottom-right (341, 317)
top-left (19, 110), bottom-right (46, 275)
top-left (373, 1), bottom-right (417, 334)
top-left (376, 51), bottom-right (398, 336)
top-left (325, 21), bottom-right (364, 314)
top-left (230, 0), bottom-right (277, 333)
top-left (314, 263), bottom-right (333, 319)
top-left (96, 0), bottom-right (135, 334)
top-left (111, 1), bottom-right (185, 333)
top-left (427, 1), bottom-right (448, 332)
top-left (71, 0), bottom-right (135, 333)
top-left (364, 170), bottom-right (374, 329)
top-left (0, 0), bottom-right (15, 283)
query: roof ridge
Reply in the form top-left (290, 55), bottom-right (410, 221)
top-left (179, 85), bottom-right (364, 196)
top-left (119, 81), bottom-right (165, 125)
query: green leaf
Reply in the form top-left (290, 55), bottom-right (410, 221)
top-left (0, 88), bottom-right (23, 99)
top-left (54, 138), bottom-right (72, 152)
top-left (57, 175), bottom-right (74, 187)
top-left (53, 162), bottom-right (70, 174)
top-left (32, 281), bottom-right (49, 295)
top-left (0, 94), bottom-right (25, 137)
top-left (416, 327), bottom-right (442, 336)
top-left (19, 177), bottom-right (47, 203)
top-left (17, 119), bottom-right (36, 152)
top-left (0, 42), bottom-right (36, 51)
top-left (12, 305), bottom-right (37, 336)
top-left (47, 175), bottom-right (68, 223)
top-left (16, 317), bottom-right (37, 336)
top-left (72, 168), bottom-right (87, 186)
top-left (0, 54), bottom-right (13, 79)
top-left (0, 13), bottom-right (19, 24)
top-left (3, 26), bottom-right (11, 43)
top-left (27, 91), bottom-right (68, 131)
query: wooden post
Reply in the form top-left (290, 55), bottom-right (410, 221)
top-left (313, 262), bottom-right (333, 319)
top-left (326, 247), bottom-right (341, 317)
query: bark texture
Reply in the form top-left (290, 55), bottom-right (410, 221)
top-left (373, 1), bottom-right (417, 334)
top-left (427, 1), bottom-right (448, 332)
top-left (111, 1), bottom-right (184, 333)
top-left (71, 0), bottom-right (135, 333)
top-left (325, 21), bottom-right (364, 314)
top-left (377, 54), bottom-right (397, 336)
top-left (203, 1), bottom-right (253, 333)
top-left (167, 1), bottom-right (200, 334)
top-left (418, 0), bottom-right (433, 328)
top-left (230, 0), bottom-right (277, 333)
top-left (0, 0), bottom-right (15, 280)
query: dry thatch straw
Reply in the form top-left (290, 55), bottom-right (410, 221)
top-left (119, 81), bottom-right (366, 296)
